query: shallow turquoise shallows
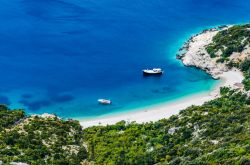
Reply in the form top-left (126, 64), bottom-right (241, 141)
top-left (0, 0), bottom-right (249, 118)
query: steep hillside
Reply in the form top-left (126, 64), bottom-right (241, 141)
top-left (83, 88), bottom-right (250, 164)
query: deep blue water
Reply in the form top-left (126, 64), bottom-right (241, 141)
top-left (0, 0), bottom-right (250, 118)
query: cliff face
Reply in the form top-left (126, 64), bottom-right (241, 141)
top-left (178, 28), bottom-right (229, 79)
top-left (178, 24), bottom-right (250, 82)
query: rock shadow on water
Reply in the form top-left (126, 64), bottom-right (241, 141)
top-left (0, 95), bottom-right (11, 105)
top-left (19, 99), bottom-right (52, 111)
top-left (50, 94), bottom-right (75, 103)
top-left (19, 94), bottom-right (75, 111)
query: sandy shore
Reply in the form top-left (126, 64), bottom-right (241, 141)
top-left (80, 26), bottom-right (245, 128)
top-left (80, 69), bottom-right (243, 128)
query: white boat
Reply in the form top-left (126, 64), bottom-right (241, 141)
top-left (98, 99), bottom-right (112, 105)
top-left (142, 68), bottom-right (163, 75)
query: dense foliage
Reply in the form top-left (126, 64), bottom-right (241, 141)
top-left (84, 88), bottom-right (250, 164)
top-left (205, 24), bottom-right (250, 90)
top-left (206, 24), bottom-right (250, 61)
top-left (239, 59), bottom-right (250, 91)
top-left (0, 105), bottom-right (25, 131)
top-left (0, 105), bottom-right (87, 164)
top-left (1, 88), bottom-right (250, 164)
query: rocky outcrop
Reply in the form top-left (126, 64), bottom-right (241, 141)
top-left (178, 27), bottom-right (229, 79)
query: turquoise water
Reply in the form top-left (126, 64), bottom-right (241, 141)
top-left (0, 0), bottom-right (249, 119)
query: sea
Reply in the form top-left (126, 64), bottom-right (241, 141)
top-left (0, 0), bottom-right (249, 119)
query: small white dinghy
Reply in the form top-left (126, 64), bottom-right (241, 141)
top-left (98, 99), bottom-right (112, 105)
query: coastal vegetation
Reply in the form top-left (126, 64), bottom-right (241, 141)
top-left (1, 88), bottom-right (250, 164)
top-left (206, 24), bottom-right (250, 61)
top-left (239, 59), bottom-right (250, 90)
top-left (205, 24), bottom-right (250, 90)
top-left (0, 105), bottom-right (87, 164)
top-left (83, 88), bottom-right (250, 164)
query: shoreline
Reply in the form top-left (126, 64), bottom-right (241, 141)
top-left (80, 69), bottom-right (244, 128)
top-left (80, 25), bottom-right (247, 128)
top-left (178, 26), bottom-right (229, 79)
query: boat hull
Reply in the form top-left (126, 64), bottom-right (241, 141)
top-left (98, 99), bottom-right (112, 105)
top-left (143, 71), bottom-right (163, 76)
